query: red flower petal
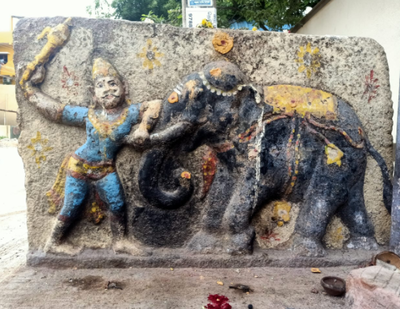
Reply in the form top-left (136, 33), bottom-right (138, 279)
top-left (208, 294), bottom-right (229, 305)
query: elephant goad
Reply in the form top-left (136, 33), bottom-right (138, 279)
top-left (138, 61), bottom-right (392, 257)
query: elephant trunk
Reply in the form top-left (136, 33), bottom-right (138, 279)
top-left (138, 148), bottom-right (193, 209)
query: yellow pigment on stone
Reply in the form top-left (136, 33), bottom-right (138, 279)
top-left (325, 143), bottom-right (343, 166)
top-left (264, 85), bottom-right (337, 120)
top-left (273, 201), bottom-right (291, 224)
top-left (20, 18), bottom-right (72, 87)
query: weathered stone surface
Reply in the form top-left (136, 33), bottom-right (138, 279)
top-left (346, 265), bottom-right (400, 308)
top-left (14, 17), bottom-right (393, 265)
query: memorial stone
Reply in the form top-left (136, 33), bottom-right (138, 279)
top-left (14, 17), bottom-right (393, 267)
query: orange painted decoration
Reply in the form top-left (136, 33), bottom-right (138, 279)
top-left (237, 125), bottom-right (257, 143)
top-left (168, 91), bottom-right (179, 103)
top-left (212, 32), bottom-right (234, 54)
top-left (181, 171), bottom-right (191, 179)
top-left (209, 68), bottom-right (222, 77)
top-left (202, 148), bottom-right (218, 196)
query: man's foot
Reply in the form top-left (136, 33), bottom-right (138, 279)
top-left (113, 239), bottom-right (152, 256)
top-left (43, 239), bottom-right (81, 255)
top-left (43, 238), bottom-right (58, 253)
top-left (43, 219), bottom-right (72, 253)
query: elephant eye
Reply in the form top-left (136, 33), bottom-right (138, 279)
top-left (168, 91), bottom-right (179, 104)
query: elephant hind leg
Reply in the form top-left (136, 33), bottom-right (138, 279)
top-left (293, 176), bottom-right (348, 257)
top-left (337, 177), bottom-right (378, 250)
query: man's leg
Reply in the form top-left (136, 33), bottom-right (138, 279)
top-left (96, 172), bottom-right (125, 241)
top-left (46, 175), bottom-right (88, 249)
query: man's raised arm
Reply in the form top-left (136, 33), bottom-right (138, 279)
top-left (22, 66), bottom-right (87, 126)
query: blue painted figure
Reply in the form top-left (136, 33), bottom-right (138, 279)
top-left (24, 58), bottom-right (161, 251)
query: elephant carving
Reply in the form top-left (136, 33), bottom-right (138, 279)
top-left (137, 61), bottom-right (392, 256)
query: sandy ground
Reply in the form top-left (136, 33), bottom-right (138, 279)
top-left (0, 145), bottom-right (354, 308)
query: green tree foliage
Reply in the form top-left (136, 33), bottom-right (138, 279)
top-left (112, 0), bottom-right (180, 21)
top-left (87, 0), bottom-right (321, 30)
top-left (140, 5), bottom-right (182, 27)
top-left (86, 0), bottom-right (114, 18)
top-left (87, 0), bottom-right (181, 22)
top-left (217, 0), bottom-right (321, 30)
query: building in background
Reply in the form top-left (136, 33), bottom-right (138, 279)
top-left (230, 21), bottom-right (291, 31)
top-left (292, 0), bottom-right (400, 139)
top-left (0, 16), bottom-right (19, 138)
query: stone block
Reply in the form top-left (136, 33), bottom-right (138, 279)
top-left (13, 17), bottom-right (393, 266)
top-left (346, 265), bottom-right (400, 308)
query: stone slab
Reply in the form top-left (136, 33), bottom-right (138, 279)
top-left (27, 248), bottom-right (382, 269)
top-left (13, 17), bottom-right (393, 262)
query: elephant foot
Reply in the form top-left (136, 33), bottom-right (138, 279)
top-left (292, 235), bottom-right (326, 257)
top-left (346, 236), bottom-right (378, 250)
top-left (187, 231), bottom-right (221, 254)
top-left (226, 228), bottom-right (255, 256)
top-left (393, 245), bottom-right (400, 256)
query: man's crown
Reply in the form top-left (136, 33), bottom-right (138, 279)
top-left (92, 58), bottom-right (120, 80)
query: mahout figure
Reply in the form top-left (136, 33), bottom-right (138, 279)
top-left (22, 58), bottom-right (160, 252)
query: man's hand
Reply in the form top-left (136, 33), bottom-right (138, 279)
top-left (139, 99), bottom-right (162, 132)
top-left (21, 65), bottom-right (46, 98)
top-left (124, 99), bottom-right (162, 148)
top-left (30, 65), bottom-right (46, 85)
top-left (130, 128), bottom-right (151, 148)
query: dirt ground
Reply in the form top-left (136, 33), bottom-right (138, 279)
top-left (0, 145), bottom-right (354, 308)
top-left (1, 266), bottom-right (353, 309)
top-left (0, 146), bottom-right (28, 284)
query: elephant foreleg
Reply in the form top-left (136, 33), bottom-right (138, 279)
top-left (223, 168), bottom-right (257, 255)
top-left (187, 163), bottom-right (235, 253)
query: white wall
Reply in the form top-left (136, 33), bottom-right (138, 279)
top-left (0, 84), bottom-right (17, 126)
top-left (296, 0), bottom-right (400, 138)
top-left (0, 125), bottom-right (8, 137)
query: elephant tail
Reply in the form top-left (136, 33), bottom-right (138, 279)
top-left (138, 149), bottom-right (194, 209)
top-left (365, 139), bottom-right (392, 214)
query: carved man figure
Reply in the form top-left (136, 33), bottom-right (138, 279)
top-left (23, 58), bottom-right (160, 251)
